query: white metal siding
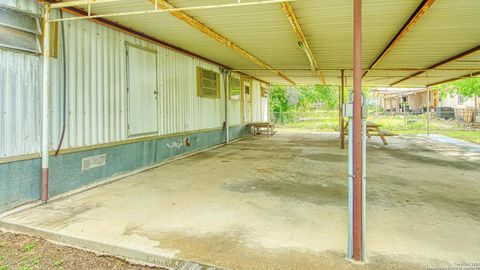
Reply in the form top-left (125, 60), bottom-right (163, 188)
top-left (53, 15), bottom-right (228, 148)
top-left (1, 11), bottom-right (265, 158)
top-left (227, 99), bottom-right (241, 126)
top-left (251, 80), bottom-right (261, 122)
top-left (251, 80), bottom-right (269, 122)
top-left (0, 49), bottom-right (40, 157)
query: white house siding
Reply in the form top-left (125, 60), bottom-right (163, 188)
top-left (0, 8), bottom-right (267, 158)
top-left (0, 49), bottom-right (41, 157)
top-left (439, 94), bottom-right (478, 109)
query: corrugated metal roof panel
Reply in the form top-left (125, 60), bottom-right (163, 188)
top-left (23, 0), bottom-right (480, 86)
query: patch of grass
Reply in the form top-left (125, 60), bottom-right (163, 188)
top-left (0, 265), bottom-right (8, 270)
top-left (273, 110), bottom-right (480, 144)
top-left (31, 255), bottom-right (42, 266)
top-left (436, 130), bottom-right (480, 144)
top-left (21, 240), bottom-right (38, 253)
top-left (53, 259), bottom-right (64, 267)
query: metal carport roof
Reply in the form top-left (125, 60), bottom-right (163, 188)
top-left (44, 0), bottom-right (480, 87)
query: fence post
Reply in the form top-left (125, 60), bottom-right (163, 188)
top-left (427, 87), bottom-right (431, 136)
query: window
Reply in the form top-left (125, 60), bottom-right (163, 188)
top-left (458, 94), bottom-right (467, 105)
top-left (229, 75), bottom-right (241, 100)
top-left (0, 7), bottom-right (41, 53)
top-left (196, 67), bottom-right (220, 98)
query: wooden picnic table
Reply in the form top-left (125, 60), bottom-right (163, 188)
top-left (342, 121), bottom-right (396, 145)
top-left (247, 122), bottom-right (276, 138)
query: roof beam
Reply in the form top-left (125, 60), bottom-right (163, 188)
top-left (149, 0), bottom-right (296, 85)
top-left (427, 71), bottom-right (480, 87)
top-left (281, 2), bottom-right (326, 84)
top-left (364, 0), bottom-right (435, 78)
top-left (391, 45), bottom-right (480, 86)
top-left (40, 0), bottom-right (271, 86)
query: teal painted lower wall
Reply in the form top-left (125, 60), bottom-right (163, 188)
top-left (0, 126), bottom-right (248, 213)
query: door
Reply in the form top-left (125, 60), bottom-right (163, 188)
top-left (126, 43), bottom-right (158, 137)
top-left (242, 79), bottom-right (252, 123)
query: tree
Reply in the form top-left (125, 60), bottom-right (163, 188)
top-left (269, 84), bottom-right (339, 112)
top-left (432, 77), bottom-right (480, 99)
top-left (269, 85), bottom-right (289, 112)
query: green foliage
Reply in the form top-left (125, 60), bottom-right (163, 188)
top-left (53, 259), bottom-right (64, 267)
top-left (269, 84), bottom-right (340, 112)
top-left (21, 240), bottom-right (38, 253)
top-left (432, 77), bottom-right (480, 99)
top-left (269, 85), bottom-right (289, 112)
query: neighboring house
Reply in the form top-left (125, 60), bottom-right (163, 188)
top-left (374, 88), bottom-right (478, 123)
top-left (374, 88), bottom-right (436, 112)
top-left (438, 93), bottom-right (478, 109)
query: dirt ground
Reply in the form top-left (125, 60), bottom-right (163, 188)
top-left (0, 232), bottom-right (163, 270)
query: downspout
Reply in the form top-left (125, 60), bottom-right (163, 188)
top-left (55, 9), bottom-right (67, 156)
top-left (41, 5), bottom-right (51, 202)
top-left (222, 68), bottom-right (231, 143)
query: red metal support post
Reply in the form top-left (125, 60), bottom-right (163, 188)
top-left (352, 0), bottom-right (363, 261)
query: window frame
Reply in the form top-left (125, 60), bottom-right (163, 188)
top-left (196, 66), bottom-right (220, 99)
top-left (229, 74), bottom-right (241, 100)
top-left (0, 6), bottom-right (41, 54)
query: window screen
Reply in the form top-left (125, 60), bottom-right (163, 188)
top-left (230, 76), bottom-right (241, 100)
top-left (0, 7), bottom-right (40, 53)
top-left (197, 67), bottom-right (220, 98)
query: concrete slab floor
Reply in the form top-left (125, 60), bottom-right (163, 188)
top-left (1, 132), bottom-right (479, 270)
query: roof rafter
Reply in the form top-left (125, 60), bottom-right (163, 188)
top-left (149, 0), bottom-right (296, 85)
top-left (364, 0), bottom-right (435, 78)
top-left (427, 71), bottom-right (480, 87)
top-left (40, 0), bottom-right (271, 86)
top-left (391, 45), bottom-right (480, 86)
top-left (281, 2), bottom-right (326, 84)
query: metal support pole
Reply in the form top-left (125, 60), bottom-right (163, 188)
top-left (361, 102), bottom-right (367, 261)
top-left (427, 87), bottom-right (431, 136)
top-left (347, 105), bottom-right (353, 259)
top-left (41, 6), bottom-right (51, 202)
top-left (340, 70), bottom-right (345, 149)
top-left (402, 95), bottom-right (406, 129)
top-left (222, 69), bottom-right (230, 143)
top-left (352, 0), bottom-right (363, 261)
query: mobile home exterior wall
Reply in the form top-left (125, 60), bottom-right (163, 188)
top-left (0, 3), bottom-right (268, 212)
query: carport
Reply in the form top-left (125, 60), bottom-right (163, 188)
top-left (1, 0), bottom-right (479, 268)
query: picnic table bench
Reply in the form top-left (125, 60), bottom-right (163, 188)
top-left (247, 122), bottom-right (276, 137)
top-left (342, 121), bottom-right (396, 145)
